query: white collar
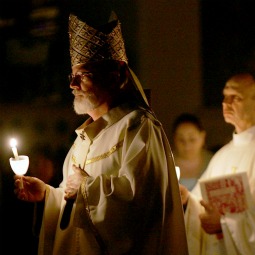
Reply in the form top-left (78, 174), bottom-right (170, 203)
top-left (233, 126), bottom-right (255, 146)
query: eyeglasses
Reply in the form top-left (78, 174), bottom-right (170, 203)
top-left (68, 72), bottom-right (94, 83)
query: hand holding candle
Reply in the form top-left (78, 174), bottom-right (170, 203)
top-left (9, 138), bottom-right (29, 189)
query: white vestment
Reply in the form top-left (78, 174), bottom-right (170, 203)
top-left (36, 104), bottom-right (188, 255)
top-left (185, 126), bottom-right (255, 255)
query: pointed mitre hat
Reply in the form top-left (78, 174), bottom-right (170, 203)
top-left (68, 12), bottom-right (149, 106)
top-left (69, 12), bottom-right (128, 67)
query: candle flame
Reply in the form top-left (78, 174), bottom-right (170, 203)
top-left (10, 138), bottom-right (17, 147)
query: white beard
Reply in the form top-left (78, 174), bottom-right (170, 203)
top-left (73, 90), bottom-right (101, 115)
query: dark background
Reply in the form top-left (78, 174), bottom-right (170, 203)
top-left (0, 0), bottom-right (138, 105)
top-left (1, 1), bottom-right (255, 106)
top-left (200, 0), bottom-right (255, 106)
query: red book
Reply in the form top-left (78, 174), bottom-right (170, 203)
top-left (199, 172), bottom-right (251, 215)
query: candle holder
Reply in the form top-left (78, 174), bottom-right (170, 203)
top-left (9, 155), bottom-right (29, 189)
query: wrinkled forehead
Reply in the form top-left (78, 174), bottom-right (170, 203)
top-left (224, 80), bottom-right (243, 93)
top-left (223, 74), bottom-right (255, 95)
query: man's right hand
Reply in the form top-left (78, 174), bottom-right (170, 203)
top-left (199, 200), bottom-right (222, 235)
top-left (64, 164), bottom-right (88, 200)
top-left (14, 175), bottom-right (46, 202)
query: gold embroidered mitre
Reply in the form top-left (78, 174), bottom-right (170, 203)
top-left (68, 13), bottom-right (128, 67)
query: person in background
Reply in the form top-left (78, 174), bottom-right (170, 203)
top-left (29, 145), bottom-right (64, 188)
top-left (172, 113), bottom-right (213, 191)
top-left (13, 2), bottom-right (188, 255)
top-left (180, 72), bottom-right (255, 255)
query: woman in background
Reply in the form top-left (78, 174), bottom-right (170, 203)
top-left (172, 113), bottom-right (213, 191)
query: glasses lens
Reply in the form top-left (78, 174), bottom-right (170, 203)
top-left (68, 72), bottom-right (94, 83)
top-left (68, 74), bottom-right (82, 83)
top-left (81, 72), bottom-right (93, 80)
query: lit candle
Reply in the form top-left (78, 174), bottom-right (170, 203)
top-left (175, 166), bottom-right (181, 181)
top-left (10, 138), bottom-right (19, 160)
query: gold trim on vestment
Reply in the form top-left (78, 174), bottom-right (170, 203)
top-left (72, 140), bottom-right (123, 166)
top-left (85, 140), bottom-right (123, 165)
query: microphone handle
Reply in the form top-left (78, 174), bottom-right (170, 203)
top-left (60, 199), bottom-right (75, 230)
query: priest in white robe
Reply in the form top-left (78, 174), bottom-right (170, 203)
top-left (182, 72), bottom-right (255, 255)
top-left (13, 3), bottom-right (188, 255)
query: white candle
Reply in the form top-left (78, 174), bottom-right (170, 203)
top-left (10, 138), bottom-right (19, 160)
top-left (175, 166), bottom-right (181, 181)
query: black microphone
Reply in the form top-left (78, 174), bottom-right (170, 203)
top-left (60, 199), bottom-right (75, 230)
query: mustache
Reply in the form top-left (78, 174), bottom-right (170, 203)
top-left (72, 90), bottom-right (86, 96)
